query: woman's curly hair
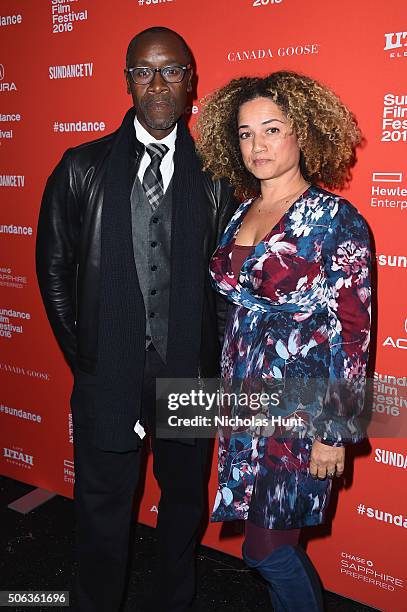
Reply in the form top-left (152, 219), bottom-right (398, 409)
top-left (196, 71), bottom-right (362, 199)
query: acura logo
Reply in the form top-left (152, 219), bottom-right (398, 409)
top-left (0, 65), bottom-right (4, 81)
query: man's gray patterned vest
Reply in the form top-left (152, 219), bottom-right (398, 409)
top-left (130, 176), bottom-right (172, 362)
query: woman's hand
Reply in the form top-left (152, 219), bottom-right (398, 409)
top-left (309, 440), bottom-right (345, 479)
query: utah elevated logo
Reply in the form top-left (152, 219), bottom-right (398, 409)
top-left (3, 447), bottom-right (34, 467)
top-left (384, 31), bottom-right (407, 58)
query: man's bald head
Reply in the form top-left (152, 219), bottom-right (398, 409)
top-left (125, 27), bottom-right (192, 68)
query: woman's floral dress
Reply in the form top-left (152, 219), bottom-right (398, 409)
top-left (209, 186), bottom-right (371, 529)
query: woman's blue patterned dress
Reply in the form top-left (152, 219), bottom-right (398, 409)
top-left (209, 185), bottom-right (371, 529)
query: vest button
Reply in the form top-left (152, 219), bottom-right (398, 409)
top-left (150, 289), bottom-right (157, 295)
top-left (151, 265), bottom-right (157, 271)
top-left (151, 241), bottom-right (158, 248)
top-left (152, 217), bottom-right (159, 224)
top-left (149, 312), bottom-right (156, 318)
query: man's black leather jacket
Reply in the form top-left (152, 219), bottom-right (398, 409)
top-left (36, 125), bottom-right (237, 375)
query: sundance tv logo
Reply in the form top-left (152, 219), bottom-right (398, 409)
top-left (384, 31), bottom-right (407, 59)
top-left (0, 64), bottom-right (17, 92)
top-left (49, 62), bottom-right (94, 80)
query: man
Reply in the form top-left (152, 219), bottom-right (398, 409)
top-left (36, 27), bottom-right (236, 612)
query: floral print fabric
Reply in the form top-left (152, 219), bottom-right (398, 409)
top-left (210, 186), bottom-right (371, 528)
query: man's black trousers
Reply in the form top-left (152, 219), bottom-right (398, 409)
top-left (71, 347), bottom-right (209, 612)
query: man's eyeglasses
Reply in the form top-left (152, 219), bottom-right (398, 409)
top-left (125, 64), bottom-right (192, 85)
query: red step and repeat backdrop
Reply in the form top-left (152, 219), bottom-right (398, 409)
top-left (1, 1), bottom-right (406, 609)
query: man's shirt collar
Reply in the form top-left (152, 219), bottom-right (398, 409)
top-left (134, 115), bottom-right (177, 151)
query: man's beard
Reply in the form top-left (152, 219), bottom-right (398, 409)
top-left (140, 97), bottom-right (177, 131)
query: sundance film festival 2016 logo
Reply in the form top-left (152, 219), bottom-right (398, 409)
top-left (0, 112), bottom-right (18, 143)
top-left (51, 0), bottom-right (88, 34)
top-left (370, 171), bottom-right (407, 213)
top-left (373, 371), bottom-right (407, 419)
top-left (3, 447), bottom-right (34, 469)
top-left (384, 31), bottom-right (407, 59)
top-left (0, 64), bottom-right (17, 92)
top-left (0, 307), bottom-right (31, 339)
top-left (0, 126), bottom-right (13, 142)
top-left (0, 115), bottom-right (20, 144)
top-left (251, 0), bottom-right (283, 6)
top-left (0, 113), bottom-right (21, 122)
top-left (381, 93), bottom-right (407, 142)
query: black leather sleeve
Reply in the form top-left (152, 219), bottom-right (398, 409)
top-left (214, 178), bottom-right (239, 344)
top-left (36, 150), bottom-right (81, 370)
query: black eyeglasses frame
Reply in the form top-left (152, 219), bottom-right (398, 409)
top-left (125, 64), bottom-right (192, 85)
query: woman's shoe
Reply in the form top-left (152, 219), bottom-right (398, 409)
top-left (243, 544), bottom-right (324, 612)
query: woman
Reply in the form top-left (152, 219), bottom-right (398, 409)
top-left (196, 72), bottom-right (371, 611)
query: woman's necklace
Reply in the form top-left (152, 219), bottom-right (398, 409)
top-left (256, 182), bottom-right (310, 213)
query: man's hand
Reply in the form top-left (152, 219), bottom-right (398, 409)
top-left (309, 440), bottom-right (345, 479)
